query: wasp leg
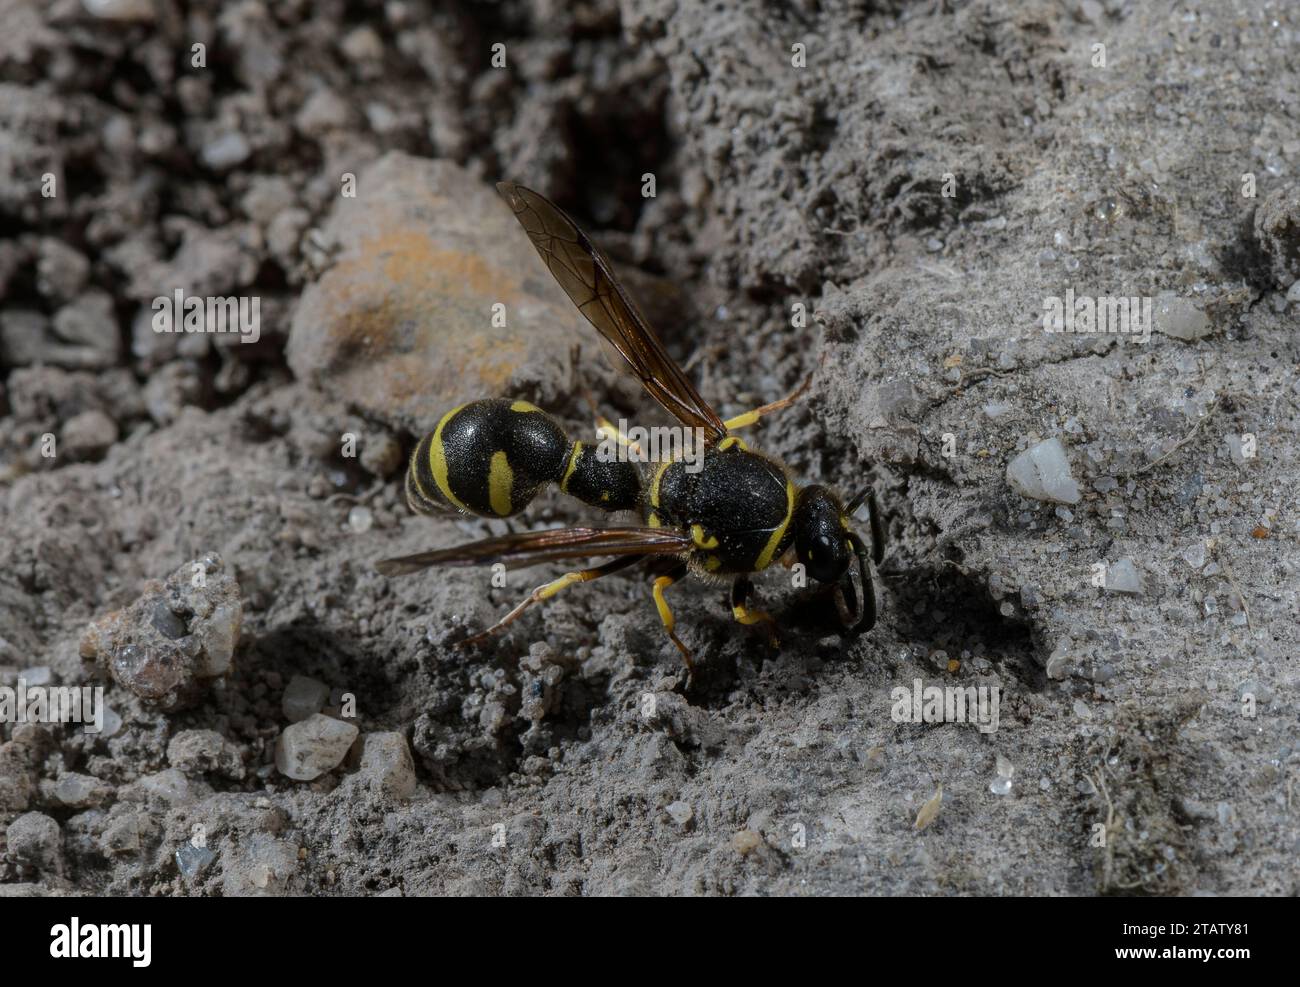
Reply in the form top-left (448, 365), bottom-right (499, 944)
top-left (580, 386), bottom-right (644, 457)
top-left (837, 533), bottom-right (878, 634)
top-left (723, 368), bottom-right (816, 431)
top-left (651, 563), bottom-right (694, 676)
top-left (457, 555), bottom-right (641, 648)
top-left (731, 576), bottom-right (780, 648)
top-left (865, 488), bottom-right (885, 564)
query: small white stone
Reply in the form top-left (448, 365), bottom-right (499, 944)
top-left (666, 801), bottom-right (694, 826)
top-left (1153, 293), bottom-right (1212, 340)
top-left (275, 713), bottom-right (359, 781)
top-left (1105, 557), bottom-right (1144, 594)
top-left (201, 132), bottom-right (251, 170)
top-left (348, 506), bottom-right (374, 533)
top-left (1006, 437), bottom-right (1081, 505)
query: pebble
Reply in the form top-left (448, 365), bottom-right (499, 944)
top-left (1253, 184), bottom-right (1300, 289)
top-left (101, 813), bottom-right (141, 855)
top-left (36, 238), bottom-right (90, 301)
top-left (221, 835), bottom-right (299, 896)
top-left (287, 153), bottom-right (576, 433)
top-left (167, 729), bottom-right (244, 779)
top-left (43, 772), bottom-right (111, 809)
top-left (295, 89), bottom-right (354, 138)
top-left (5, 812), bottom-right (62, 871)
top-left (80, 555), bottom-right (243, 711)
top-left (282, 674), bottom-right (330, 723)
top-left (1105, 557), bottom-right (1144, 594)
top-left (347, 505), bottom-right (373, 533)
top-left (62, 409), bottom-right (119, 460)
top-left (1006, 437), bottom-right (1081, 504)
top-left (132, 769), bottom-right (192, 803)
top-left (95, 705), bottom-right (123, 738)
top-left (1153, 293), bottom-right (1212, 340)
top-left (357, 732), bottom-right (417, 798)
top-left (275, 713), bottom-right (359, 781)
top-left (990, 755), bottom-right (1015, 795)
top-left (666, 801), bottom-right (694, 827)
top-left (732, 829), bottom-right (763, 854)
top-left (359, 431), bottom-right (403, 477)
top-left (176, 844), bottom-right (216, 882)
top-left (200, 132), bottom-right (252, 171)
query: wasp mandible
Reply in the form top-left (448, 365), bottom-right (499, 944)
top-left (376, 182), bottom-right (885, 676)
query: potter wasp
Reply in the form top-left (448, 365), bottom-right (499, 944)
top-left (376, 182), bottom-right (885, 677)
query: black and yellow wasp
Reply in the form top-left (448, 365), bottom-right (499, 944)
top-left (376, 182), bottom-right (885, 676)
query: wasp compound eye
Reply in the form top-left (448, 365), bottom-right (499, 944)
top-left (794, 486), bottom-right (851, 583)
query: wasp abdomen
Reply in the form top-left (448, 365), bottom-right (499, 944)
top-left (407, 398), bottom-right (641, 519)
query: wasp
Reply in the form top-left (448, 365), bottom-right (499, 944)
top-left (376, 182), bottom-right (885, 677)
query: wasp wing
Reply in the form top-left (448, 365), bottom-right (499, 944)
top-left (376, 526), bottom-right (692, 576)
top-left (497, 181), bottom-right (728, 442)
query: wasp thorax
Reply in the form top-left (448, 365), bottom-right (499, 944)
top-left (794, 485), bottom-right (851, 583)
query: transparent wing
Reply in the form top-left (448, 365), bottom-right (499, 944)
top-left (376, 525), bottom-right (692, 576)
top-left (497, 181), bottom-right (728, 442)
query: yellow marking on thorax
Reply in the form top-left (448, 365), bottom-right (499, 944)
top-left (560, 441), bottom-right (583, 493)
top-left (717, 436), bottom-right (748, 452)
top-left (647, 511), bottom-right (661, 528)
top-left (754, 477), bottom-right (795, 570)
top-left (429, 404), bottom-right (470, 512)
top-left (511, 400), bottom-right (541, 413)
top-left (488, 451), bottom-right (514, 516)
top-left (690, 524), bottom-right (719, 549)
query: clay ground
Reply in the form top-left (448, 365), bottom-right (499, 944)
top-left (1, 0), bottom-right (1297, 895)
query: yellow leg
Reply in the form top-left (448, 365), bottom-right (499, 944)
top-left (594, 414), bottom-right (644, 457)
top-left (458, 556), bottom-right (639, 647)
top-left (723, 370), bottom-right (815, 432)
top-left (652, 568), bottom-right (694, 675)
top-left (731, 577), bottom-right (780, 647)
top-left (582, 385), bottom-right (644, 456)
